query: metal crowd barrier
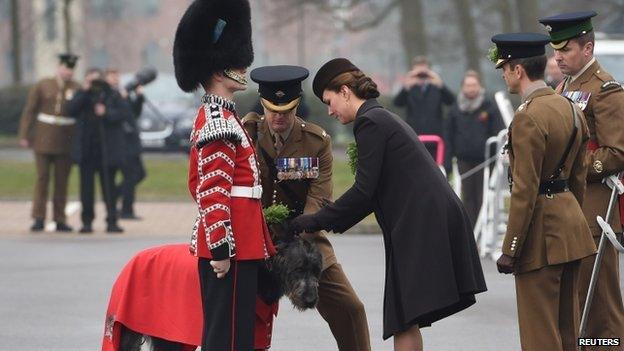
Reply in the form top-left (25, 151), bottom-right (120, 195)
top-left (473, 91), bottom-right (515, 258)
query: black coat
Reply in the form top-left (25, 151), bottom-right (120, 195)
top-left (393, 84), bottom-right (455, 136)
top-left (122, 93), bottom-right (144, 158)
top-left (314, 99), bottom-right (487, 338)
top-left (444, 97), bottom-right (505, 166)
top-left (67, 89), bottom-right (130, 166)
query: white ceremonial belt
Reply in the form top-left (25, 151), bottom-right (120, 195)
top-left (231, 185), bottom-right (263, 199)
top-left (37, 113), bottom-right (75, 126)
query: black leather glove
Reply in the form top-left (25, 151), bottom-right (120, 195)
top-left (285, 214), bottom-right (322, 237)
top-left (320, 198), bottom-right (334, 208)
top-left (496, 254), bottom-right (516, 274)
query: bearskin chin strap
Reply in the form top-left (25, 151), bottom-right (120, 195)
top-left (224, 69), bottom-right (248, 85)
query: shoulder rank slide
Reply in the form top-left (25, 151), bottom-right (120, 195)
top-left (601, 80), bottom-right (622, 92)
top-left (276, 157), bottom-right (319, 181)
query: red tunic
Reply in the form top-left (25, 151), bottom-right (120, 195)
top-left (188, 94), bottom-right (275, 260)
top-left (101, 244), bottom-right (278, 351)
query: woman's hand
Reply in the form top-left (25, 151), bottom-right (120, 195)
top-left (210, 259), bottom-right (231, 279)
top-left (285, 214), bottom-right (322, 236)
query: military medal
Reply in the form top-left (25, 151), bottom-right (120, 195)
top-left (276, 157), bottom-right (319, 181)
top-left (562, 90), bottom-right (591, 110)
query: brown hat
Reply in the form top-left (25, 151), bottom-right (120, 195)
top-left (312, 58), bottom-right (359, 101)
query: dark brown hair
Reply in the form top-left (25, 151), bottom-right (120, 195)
top-left (461, 69), bottom-right (482, 86)
top-left (412, 55), bottom-right (429, 67)
top-left (325, 70), bottom-right (380, 100)
top-left (105, 68), bottom-right (119, 75)
top-left (507, 55), bottom-right (547, 81)
top-left (570, 30), bottom-right (595, 53)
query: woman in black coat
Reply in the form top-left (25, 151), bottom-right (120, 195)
top-left (289, 58), bottom-right (487, 350)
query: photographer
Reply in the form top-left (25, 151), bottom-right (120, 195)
top-left (393, 56), bottom-right (455, 158)
top-left (67, 68), bottom-right (129, 233)
top-left (105, 69), bottom-right (146, 220)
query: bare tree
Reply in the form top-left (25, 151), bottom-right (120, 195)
top-left (497, 0), bottom-right (515, 33)
top-left (451, 0), bottom-right (481, 74)
top-left (62, 0), bottom-right (74, 53)
top-left (10, 0), bottom-right (22, 84)
top-left (515, 0), bottom-right (540, 31)
top-left (398, 0), bottom-right (427, 65)
top-left (272, 0), bottom-right (426, 67)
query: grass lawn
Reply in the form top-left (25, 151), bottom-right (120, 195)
top-left (0, 135), bottom-right (18, 148)
top-left (0, 158), bottom-right (190, 201)
top-left (0, 157), bottom-right (356, 201)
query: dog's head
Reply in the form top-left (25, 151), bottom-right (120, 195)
top-left (271, 238), bottom-right (323, 310)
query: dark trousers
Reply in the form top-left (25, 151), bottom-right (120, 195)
top-left (458, 160), bottom-right (484, 229)
top-left (79, 158), bottom-right (118, 226)
top-left (32, 153), bottom-right (72, 222)
top-left (515, 261), bottom-right (581, 351)
top-left (116, 155), bottom-right (145, 214)
top-left (198, 258), bottom-right (259, 351)
top-left (317, 263), bottom-right (371, 351)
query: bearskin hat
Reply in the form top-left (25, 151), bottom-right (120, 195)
top-left (173, 0), bottom-right (254, 92)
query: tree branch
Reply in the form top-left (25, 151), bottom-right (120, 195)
top-left (338, 0), bottom-right (400, 32)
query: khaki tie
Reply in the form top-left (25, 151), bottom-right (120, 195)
top-left (274, 134), bottom-right (284, 154)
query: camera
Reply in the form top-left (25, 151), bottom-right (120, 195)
top-left (125, 67), bottom-right (158, 92)
top-left (89, 79), bottom-right (112, 101)
top-left (416, 72), bottom-right (430, 79)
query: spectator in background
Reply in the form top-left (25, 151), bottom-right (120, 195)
top-left (393, 56), bottom-right (455, 158)
top-left (67, 68), bottom-right (130, 233)
top-left (18, 54), bottom-right (80, 232)
top-left (545, 55), bottom-right (564, 89)
top-left (104, 69), bottom-right (146, 220)
top-left (445, 70), bottom-right (504, 228)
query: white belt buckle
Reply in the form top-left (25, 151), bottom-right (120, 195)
top-left (252, 185), bottom-right (262, 199)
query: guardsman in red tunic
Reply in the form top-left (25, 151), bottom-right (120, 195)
top-left (173, 1), bottom-right (275, 350)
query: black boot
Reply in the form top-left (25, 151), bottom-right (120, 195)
top-left (30, 219), bottom-right (44, 232)
top-left (119, 212), bottom-right (141, 220)
top-left (79, 224), bottom-right (93, 234)
top-left (106, 223), bottom-right (124, 233)
top-left (55, 222), bottom-right (73, 232)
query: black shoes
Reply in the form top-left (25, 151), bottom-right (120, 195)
top-left (30, 219), bottom-right (44, 232)
top-left (79, 224), bottom-right (93, 234)
top-left (56, 222), bottom-right (73, 232)
top-left (106, 224), bottom-right (124, 233)
top-left (31, 220), bottom-right (73, 232)
top-left (119, 212), bottom-right (141, 220)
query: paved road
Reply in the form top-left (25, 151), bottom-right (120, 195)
top-left (0, 232), bottom-right (516, 351)
top-left (0, 203), bottom-right (622, 350)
